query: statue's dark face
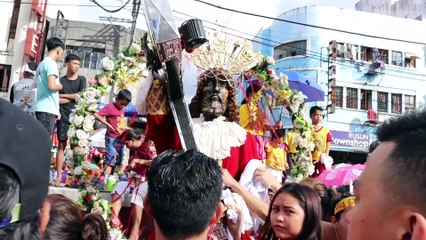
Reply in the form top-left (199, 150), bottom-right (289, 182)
top-left (201, 74), bottom-right (229, 121)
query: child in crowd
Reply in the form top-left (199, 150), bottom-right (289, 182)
top-left (310, 106), bottom-right (332, 177)
top-left (94, 89), bottom-right (132, 176)
top-left (264, 130), bottom-right (288, 184)
top-left (110, 127), bottom-right (156, 240)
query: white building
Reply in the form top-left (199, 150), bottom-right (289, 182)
top-left (254, 5), bottom-right (426, 163)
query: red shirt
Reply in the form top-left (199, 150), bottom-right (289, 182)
top-left (130, 139), bottom-right (156, 177)
top-left (97, 102), bottom-right (127, 138)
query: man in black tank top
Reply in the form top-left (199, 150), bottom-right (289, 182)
top-left (52, 54), bottom-right (86, 185)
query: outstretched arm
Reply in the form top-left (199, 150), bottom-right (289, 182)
top-left (222, 168), bottom-right (269, 220)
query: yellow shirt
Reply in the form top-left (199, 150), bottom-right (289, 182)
top-left (239, 103), bottom-right (264, 136)
top-left (311, 126), bottom-right (332, 162)
top-left (265, 145), bottom-right (288, 171)
top-left (285, 129), bottom-right (300, 154)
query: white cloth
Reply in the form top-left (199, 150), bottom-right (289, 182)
top-left (222, 189), bottom-right (253, 239)
top-left (135, 70), bottom-right (154, 114)
top-left (238, 160), bottom-right (270, 232)
top-left (265, 166), bottom-right (283, 184)
top-left (192, 115), bottom-right (247, 160)
top-left (321, 153), bottom-right (334, 170)
top-left (111, 181), bottom-right (148, 208)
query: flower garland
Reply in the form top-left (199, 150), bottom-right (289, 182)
top-left (249, 56), bottom-right (315, 181)
top-left (64, 40), bottom-right (147, 239)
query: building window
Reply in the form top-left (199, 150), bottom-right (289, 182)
top-left (405, 95), bottom-right (416, 113)
top-left (361, 46), bottom-right (374, 62)
top-left (392, 51), bottom-right (403, 66)
top-left (346, 87), bottom-right (358, 109)
top-left (360, 89), bottom-right (372, 110)
top-left (274, 40), bottom-right (307, 60)
top-left (64, 46), bottom-right (106, 70)
top-left (377, 49), bottom-right (389, 64)
top-left (378, 92), bottom-right (388, 112)
top-left (405, 53), bottom-right (417, 68)
top-left (391, 94), bottom-right (402, 114)
top-left (333, 86), bottom-right (343, 107)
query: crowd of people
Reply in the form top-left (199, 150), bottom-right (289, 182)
top-left (2, 35), bottom-right (426, 240)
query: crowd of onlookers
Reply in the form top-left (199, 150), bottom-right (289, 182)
top-left (2, 96), bottom-right (426, 240)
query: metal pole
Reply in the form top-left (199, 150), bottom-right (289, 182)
top-left (129, 0), bottom-right (141, 45)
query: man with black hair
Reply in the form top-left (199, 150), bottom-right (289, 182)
top-left (53, 53), bottom-right (86, 185)
top-left (348, 111), bottom-right (426, 240)
top-left (145, 149), bottom-right (224, 240)
top-left (35, 37), bottom-right (64, 138)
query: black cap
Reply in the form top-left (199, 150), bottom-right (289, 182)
top-left (0, 99), bottom-right (50, 219)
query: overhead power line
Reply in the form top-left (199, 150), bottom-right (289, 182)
top-left (194, 0), bottom-right (426, 45)
top-left (89, 0), bottom-right (132, 13)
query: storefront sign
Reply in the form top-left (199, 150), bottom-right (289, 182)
top-left (330, 130), bottom-right (370, 151)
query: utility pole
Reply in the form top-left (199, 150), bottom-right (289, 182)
top-left (129, 0), bottom-right (141, 45)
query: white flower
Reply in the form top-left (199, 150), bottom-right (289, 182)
top-left (271, 78), bottom-right (280, 88)
top-left (304, 162), bottom-right (315, 175)
top-left (67, 127), bottom-right (76, 138)
top-left (88, 103), bottom-right (98, 112)
top-left (117, 53), bottom-right (125, 60)
top-left (66, 159), bottom-right (75, 169)
top-left (87, 186), bottom-right (96, 193)
top-left (266, 56), bottom-right (275, 65)
top-left (76, 97), bottom-right (84, 106)
top-left (308, 141), bottom-right (316, 152)
top-left (74, 166), bottom-right (83, 176)
top-left (297, 137), bottom-right (308, 148)
top-left (86, 87), bottom-right (98, 96)
top-left (75, 146), bottom-right (86, 155)
top-left (130, 43), bottom-right (141, 54)
top-left (78, 139), bottom-right (89, 147)
top-left (65, 149), bottom-right (74, 160)
top-left (76, 129), bottom-right (89, 140)
top-left (289, 103), bottom-right (299, 114)
top-left (293, 91), bottom-right (307, 104)
top-left (83, 117), bottom-right (95, 132)
top-left (279, 73), bottom-right (289, 87)
top-left (69, 112), bottom-right (76, 123)
top-left (73, 115), bottom-right (84, 127)
top-left (100, 57), bottom-right (115, 71)
top-left (83, 88), bottom-right (98, 101)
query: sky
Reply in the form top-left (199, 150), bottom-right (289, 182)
top-left (45, 0), bottom-right (360, 38)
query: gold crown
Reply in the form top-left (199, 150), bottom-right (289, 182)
top-left (334, 196), bottom-right (356, 215)
top-left (188, 32), bottom-right (262, 74)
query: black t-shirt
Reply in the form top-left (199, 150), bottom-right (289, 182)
top-left (59, 75), bottom-right (87, 122)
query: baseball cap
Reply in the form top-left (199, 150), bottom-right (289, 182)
top-left (22, 63), bottom-right (36, 75)
top-left (0, 99), bottom-right (50, 220)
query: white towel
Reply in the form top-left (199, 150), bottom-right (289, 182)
top-left (222, 189), bottom-right (253, 239)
